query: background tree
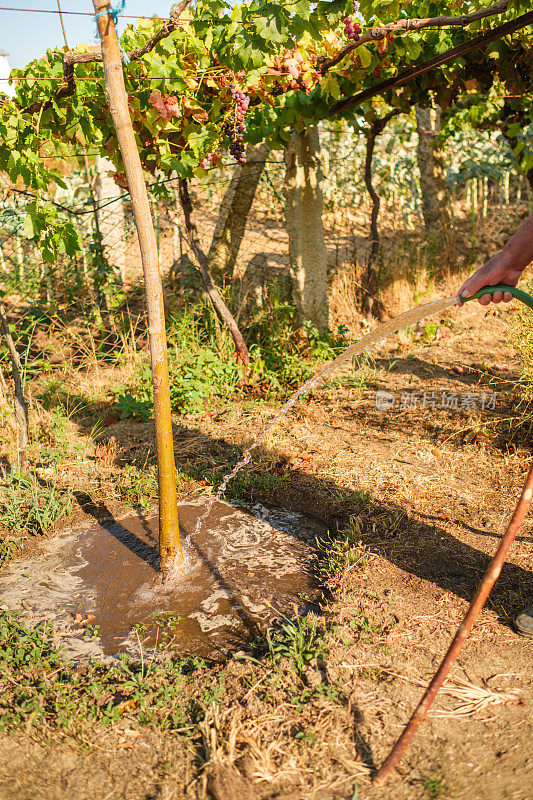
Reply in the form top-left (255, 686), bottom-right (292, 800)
top-left (283, 126), bottom-right (329, 331)
top-left (415, 103), bottom-right (454, 258)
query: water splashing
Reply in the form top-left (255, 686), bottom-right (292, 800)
top-left (192, 296), bottom-right (459, 540)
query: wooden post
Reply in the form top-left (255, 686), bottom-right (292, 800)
top-left (0, 303), bottom-right (29, 472)
top-left (56, 0), bottom-right (69, 48)
top-left (93, 0), bottom-right (183, 577)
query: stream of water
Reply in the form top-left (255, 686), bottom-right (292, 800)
top-left (191, 295), bottom-right (460, 543)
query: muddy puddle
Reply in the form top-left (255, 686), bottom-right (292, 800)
top-left (0, 499), bottom-right (325, 661)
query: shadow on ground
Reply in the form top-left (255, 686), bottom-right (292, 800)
top-left (92, 416), bottom-right (533, 630)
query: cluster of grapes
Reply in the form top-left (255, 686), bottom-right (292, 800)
top-left (344, 0), bottom-right (362, 42)
top-left (223, 84), bottom-right (250, 165)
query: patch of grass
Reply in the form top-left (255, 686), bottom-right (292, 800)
top-left (342, 352), bottom-right (382, 391)
top-left (348, 610), bottom-right (386, 644)
top-left (421, 321), bottom-right (439, 344)
top-left (422, 774), bottom-right (450, 798)
top-left (0, 471), bottom-right (72, 539)
top-left (510, 305), bottom-right (533, 397)
top-left (0, 535), bottom-right (23, 566)
top-left (39, 380), bottom-right (95, 418)
top-left (225, 469), bottom-right (283, 499)
top-left (318, 521), bottom-right (370, 577)
top-left (34, 403), bottom-right (87, 466)
top-left (112, 299), bottom-right (351, 416)
top-left (115, 392), bottom-right (153, 422)
top-left (117, 462), bottom-right (158, 509)
top-left (0, 611), bottom-right (207, 736)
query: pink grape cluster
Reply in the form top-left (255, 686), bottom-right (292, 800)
top-left (344, 0), bottom-right (362, 42)
top-left (199, 151), bottom-right (221, 170)
top-left (223, 84), bottom-right (250, 164)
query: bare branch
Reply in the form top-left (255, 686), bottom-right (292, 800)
top-left (177, 177), bottom-right (250, 367)
top-left (128, 0), bottom-right (191, 60)
top-left (319, 0), bottom-right (510, 74)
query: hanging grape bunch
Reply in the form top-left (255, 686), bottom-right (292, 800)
top-left (344, 0), bottom-right (362, 42)
top-left (223, 84), bottom-right (250, 165)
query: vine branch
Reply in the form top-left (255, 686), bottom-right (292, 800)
top-left (330, 11), bottom-right (533, 116)
top-left (177, 177), bottom-right (250, 368)
top-left (319, 0), bottom-right (510, 74)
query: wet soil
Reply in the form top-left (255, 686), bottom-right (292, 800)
top-left (0, 500), bottom-right (323, 659)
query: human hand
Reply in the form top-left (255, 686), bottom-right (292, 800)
top-left (458, 252), bottom-right (523, 306)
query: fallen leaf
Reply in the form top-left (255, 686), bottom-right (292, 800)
top-left (117, 698), bottom-right (138, 714)
top-left (117, 739), bottom-right (136, 751)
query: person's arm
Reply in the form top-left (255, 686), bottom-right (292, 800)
top-left (458, 213), bottom-right (533, 305)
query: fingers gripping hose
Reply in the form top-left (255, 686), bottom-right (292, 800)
top-left (460, 284), bottom-right (533, 310)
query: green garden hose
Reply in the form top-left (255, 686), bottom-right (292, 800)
top-left (459, 284), bottom-right (533, 310)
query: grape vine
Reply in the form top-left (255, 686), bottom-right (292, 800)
top-left (0, 0), bottom-right (530, 264)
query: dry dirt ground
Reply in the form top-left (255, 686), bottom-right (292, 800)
top-left (0, 299), bottom-right (531, 800)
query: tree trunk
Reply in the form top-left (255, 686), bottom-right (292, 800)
top-left (178, 178), bottom-right (250, 367)
top-left (95, 155), bottom-right (127, 283)
top-left (501, 107), bottom-right (533, 192)
top-left (361, 109), bottom-right (400, 318)
top-left (208, 143), bottom-right (269, 280)
top-left (362, 127), bottom-right (380, 318)
top-left (283, 126), bottom-right (329, 332)
top-left (415, 104), bottom-right (454, 257)
top-left (0, 303), bottom-right (29, 472)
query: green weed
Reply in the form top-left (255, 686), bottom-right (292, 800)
top-left (225, 469), bottom-right (282, 499)
top-left (115, 392), bottom-right (153, 421)
top-left (112, 299), bottom-right (350, 415)
top-left (345, 351), bottom-right (381, 390)
top-left (149, 611), bottom-right (184, 649)
top-left (266, 615), bottom-right (326, 675)
top-left (294, 726), bottom-right (317, 744)
top-left (319, 535), bottom-right (369, 576)
top-left (421, 322), bottom-right (439, 344)
top-left (348, 610), bottom-right (385, 644)
top-left (115, 347), bottom-right (242, 418)
top-left (0, 535), bottom-right (23, 566)
top-left (118, 462), bottom-right (158, 509)
top-left (422, 774), bottom-right (449, 798)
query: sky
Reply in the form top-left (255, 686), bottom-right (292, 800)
top-left (2, 1), bottom-right (175, 70)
